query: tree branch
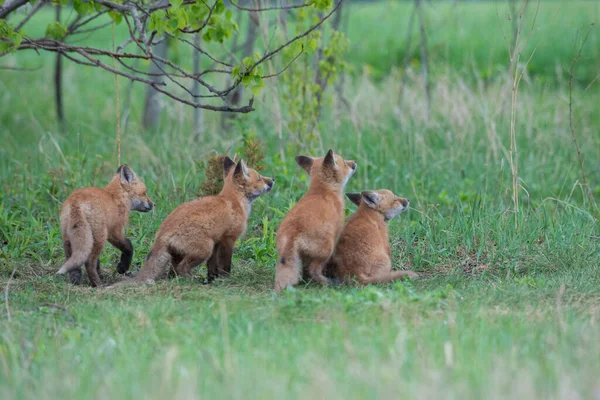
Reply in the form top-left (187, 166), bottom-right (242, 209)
top-left (0, 0), bottom-right (30, 19)
top-left (229, 0), bottom-right (314, 12)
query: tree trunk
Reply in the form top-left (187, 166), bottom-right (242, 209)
top-left (142, 39), bottom-right (169, 129)
top-left (54, 5), bottom-right (64, 124)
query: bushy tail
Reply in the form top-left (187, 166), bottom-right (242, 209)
top-left (109, 242), bottom-right (172, 287)
top-left (359, 270), bottom-right (418, 285)
top-left (274, 238), bottom-right (301, 293)
top-left (57, 213), bottom-right (92, 275)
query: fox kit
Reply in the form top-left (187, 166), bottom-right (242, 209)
top-left (329, 190), bottom-right (417, 284)
top-left (57, 165), bottom-right (154, 286)
top-left (274, 149), bottom-right (356, 292)
top-left (121, 158), bottom-right (274, 285)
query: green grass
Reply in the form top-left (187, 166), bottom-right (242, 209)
top-left (1, 0), bottom-right (600, 398)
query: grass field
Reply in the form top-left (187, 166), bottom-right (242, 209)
top-left (1, 0), bottom-right (600, 398)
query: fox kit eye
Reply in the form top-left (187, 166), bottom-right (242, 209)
top-left (258, 176), bottom-right (263, 182)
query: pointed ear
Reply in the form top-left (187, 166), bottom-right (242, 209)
top-left (118, 164), bottom-right (137, 185)
top-left (234, 159), bottom-right (249, 180)
top-left (223, 156), bottom-right (236, 177)
top-left (323, 149), bottom-right (337, 168)
top-left (361, 191), bottom-right (381, 208)
top-left (295, 155), bottom-right (313, 174)
top-left (345, 193), bottom-right (362, 206)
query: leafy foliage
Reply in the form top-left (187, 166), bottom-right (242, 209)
top-left (0, 20), bottom-right (22, 53)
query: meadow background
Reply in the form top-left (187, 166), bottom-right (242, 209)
top-left (1, 0), bottom-right (600, 398)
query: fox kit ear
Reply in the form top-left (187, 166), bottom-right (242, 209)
top-left (295, 155), bottom-right (313, 174)
top-left (234, 159), bottom-right (249, 180)
top-left (223, 156), bottom-right (236, 177)
top-left (345, 193), bottom-right (362, 206)
top-left (361, 191), bottom-right (381, 208)
top-left (323, 149), bottom-right (337, 168)
top-left (118, 164), bottom-right (137, 185)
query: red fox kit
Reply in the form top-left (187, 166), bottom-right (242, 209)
top-left (120, 158), bottom-right (274, 285)
top-left (329, 190), bottom-right (417, 284)
top-left (57, 165), bottom-right (154, 286)
top-left (274, 149), bottom-right (356, 292)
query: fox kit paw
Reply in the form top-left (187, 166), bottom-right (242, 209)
top-left (68, 269), bottom-right (83, 285)
top-left (116, 261), bottom-right (130, 274)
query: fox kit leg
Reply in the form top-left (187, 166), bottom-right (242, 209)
top-left (207, 238), bottom-right (236, 283)
top-left (168, 253), bottom-right (183, 279)
top-left (206, 243), bottom-right (220, 283)
top-left (85, 244), bottom-right (105, 287)
top-left (170, 241), bottom-right (212, 279)
top-left (85, 230), bottom-right (106, 287)
top-left (174, 255), bottom-right (207, 279)
top-left (96, 259), bottom-right (102, 280)
top-left (307, 258), bottom-right (329, 285)
top-left (217, 237), bottom-right (236, 276)
top-left (108, 233), bottom-right (134, 274)
top-left (64, 240), bottom-right (82, 285)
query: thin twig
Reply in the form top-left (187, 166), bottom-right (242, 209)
top-left (15, 1), bottom-right (44, 31)
top-left (261, 46), bottom-right (303, 78)
top-left (0, 64), bottom-right (43, 71)
top-left (230, 0), bottom-right (314, 12)
top-left (247, 0), bottom-right (345, 75)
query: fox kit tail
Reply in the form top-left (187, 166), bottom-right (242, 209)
top-left (359, 270), bottom-right (418, 285)
top-left (274, 238), bottom-right (301, 293)
top-left (57, 210), bottom-right (93, 275)
top-left (109, 242), bottom-right (172, 287)
top-left (132, 245), bottom-right (172, 283)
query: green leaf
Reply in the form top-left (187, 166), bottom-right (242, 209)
top-left (231, 65), bottom-right (241, 78)
top-left (45, 22), bottom-right (67, 40)
top-left (242, 56), bottom-right (253, 69)
top-left (171, 0), bottom-right (183, 10)
top-left (251, 84), bottom-right (262, 96)
top-left (74, 0), bottom-right (91, 15)
top-left (213, 0), bottom-right (225, 15)
top-left (242, 75), bottom-right (253, 87)
top-left (167, 18), bottom-right (179, 32)
top-left (12, 32), bottom-right (22, 48)
top-left (109, 11), bottom-right (123, 25)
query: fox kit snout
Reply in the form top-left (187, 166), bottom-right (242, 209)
top-left (328, 189), bottom-right (417, 285)
top-left (118, 157), bottom-right (274, 286)
top-left (274, 149), bottom-right (356, 293)
top-left (57, 165), bottom-right (154, 287)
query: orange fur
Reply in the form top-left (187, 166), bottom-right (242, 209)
top-left (328, 189), bottom-right (417, 285)
top-left (117, 158), bottom-right (274, 285)
top-left (58, 165), bottom-right (154, 286)
top-left (274, 149), bottom-right (356, 292)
